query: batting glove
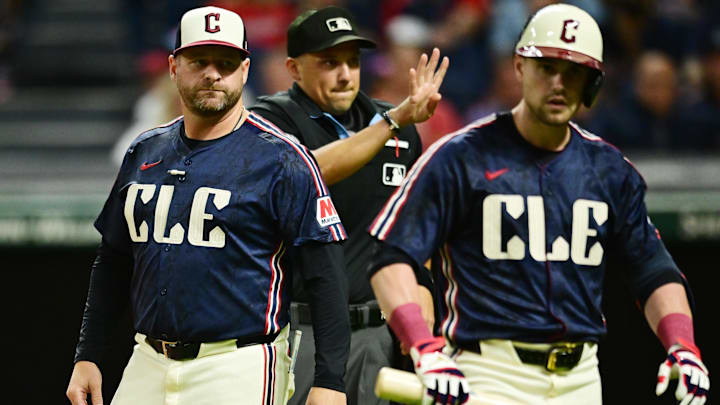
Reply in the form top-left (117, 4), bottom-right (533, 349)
top-left (656, 344), bottom-right (710, 405)
top-left (410, 336), bottom-right (470, 405)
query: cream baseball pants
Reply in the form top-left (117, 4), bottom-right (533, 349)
top-left (449, 339), bottom-right (602, 405)
top-left (111, 326), bottom-right (292, 405)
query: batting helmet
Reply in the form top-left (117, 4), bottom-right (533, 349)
top-left (515, 3), bottom-right (604, 107)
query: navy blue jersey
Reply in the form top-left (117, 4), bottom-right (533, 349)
top-left (96, 112), bottom-right (346, 341)
top-left (370, 112), bottom-right (676, 344)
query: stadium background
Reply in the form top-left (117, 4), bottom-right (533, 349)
top-left (1, 0), bottom-right (718, 403)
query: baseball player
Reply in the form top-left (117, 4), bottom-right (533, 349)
top-left (367, 4), bottom-right (710, 405)
top-left (65, 6), bottom-right (350, 405)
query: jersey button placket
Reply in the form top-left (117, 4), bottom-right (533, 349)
top-left (542, 167), bottom-right (553, 197)
top-left (168, 158), bottom-right (189, 182)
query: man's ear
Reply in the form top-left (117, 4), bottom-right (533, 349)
top-left (241, 57), bottom-right (251, 85)
top-left (286, 57), bottom-right (301, 82)
top-left (169, 54), bottom-right (178, 81)
top-left (513, 54), bottom-right (524, 83)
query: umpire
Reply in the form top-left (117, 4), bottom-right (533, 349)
top-left (251, 6), bottom-right (448, 405)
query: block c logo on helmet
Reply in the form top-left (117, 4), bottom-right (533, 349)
top-left (561, 19), bottom-right (579, 43)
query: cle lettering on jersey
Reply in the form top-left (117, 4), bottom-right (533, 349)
top-left (124, 184), bottom-right (230, 248)
top-left (483, 195), bottom-right (608, 265)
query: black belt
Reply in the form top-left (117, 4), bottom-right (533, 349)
top-left (514, 343), bottom-right (585, 372)
top-left (291, 301), bottom-right (385, 330)
top-left (145, 331), bottom-right (280, 361)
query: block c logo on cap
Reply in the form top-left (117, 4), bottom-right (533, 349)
top-left (326, 17), bottom-right (352, 32)
top-left (205, 13), bottom-right (220, 33)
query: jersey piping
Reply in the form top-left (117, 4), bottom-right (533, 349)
top-left (247, 112), bottom-right (346, 241)
top-left (439, 243), bottom-right (460, 342)
top-left (370, 114), bottom-right (498, 240)
top-left (265, 242), bottom-right (287, 334)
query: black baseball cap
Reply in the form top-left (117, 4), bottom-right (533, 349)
top-left (287, 6), bottom-right (376, 57)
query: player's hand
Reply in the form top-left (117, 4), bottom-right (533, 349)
top-left (305, 386), bottom-right (346, 405)
top-left (655, 344), bottom-right (710, 405)
top-left (390, 48), bottom-right (449, 127)
top-left (410, 336), bottom-right (469, 405)
top-left (66, 361), bottom-right (103, 405)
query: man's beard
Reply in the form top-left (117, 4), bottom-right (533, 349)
top-left (179, 83), bottom-right (242, 117)
top-left (528, 98), bottom-right (575, 127)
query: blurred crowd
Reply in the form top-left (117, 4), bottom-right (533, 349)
top-left (0, 0), bottom-right (23, 103)
top-left (7, 0), bottom-right (720, 156)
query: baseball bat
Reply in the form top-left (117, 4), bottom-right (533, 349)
top-left (374, 367), bottom-right (520, 405)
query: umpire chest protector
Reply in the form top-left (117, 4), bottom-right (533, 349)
top-left (251, 84), bottom-right (422, 303)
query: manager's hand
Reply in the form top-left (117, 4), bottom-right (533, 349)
top-left (67, 360), bottom-right (104, 405)
top-left (305, 386), bottom-right (347, 405)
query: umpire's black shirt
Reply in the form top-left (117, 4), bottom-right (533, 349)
top-left (251, 83), bottom-right (422, 304)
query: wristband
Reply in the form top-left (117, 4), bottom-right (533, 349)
top-left (657, 313), bottom-right (697, 353)
top-left (388, 302), bottom-right (433, 349)
top-left (381, 110), bottom-right (400, 132)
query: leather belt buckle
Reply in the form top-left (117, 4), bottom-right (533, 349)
top-left (161, 340), bottom-right (178, 358)
top-left (546, 343), bottom-right (583, 372)
top-left (146, 337), bottom-right (200, 360)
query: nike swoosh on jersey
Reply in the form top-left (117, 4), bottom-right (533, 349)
top-left (140, 160), bottom-right (162, 171)
top-left (485, 168), bottom-right (509, 181)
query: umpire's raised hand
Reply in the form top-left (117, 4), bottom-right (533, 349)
top-left (386, 48), bottom-right (450, 127)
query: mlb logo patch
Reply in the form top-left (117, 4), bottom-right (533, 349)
top-left (316, 196), bottom-right (341, 226)
top-left (326, 17), bottom-right (352, 32)
top-left (383, 163), bottom-right (406, 186)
